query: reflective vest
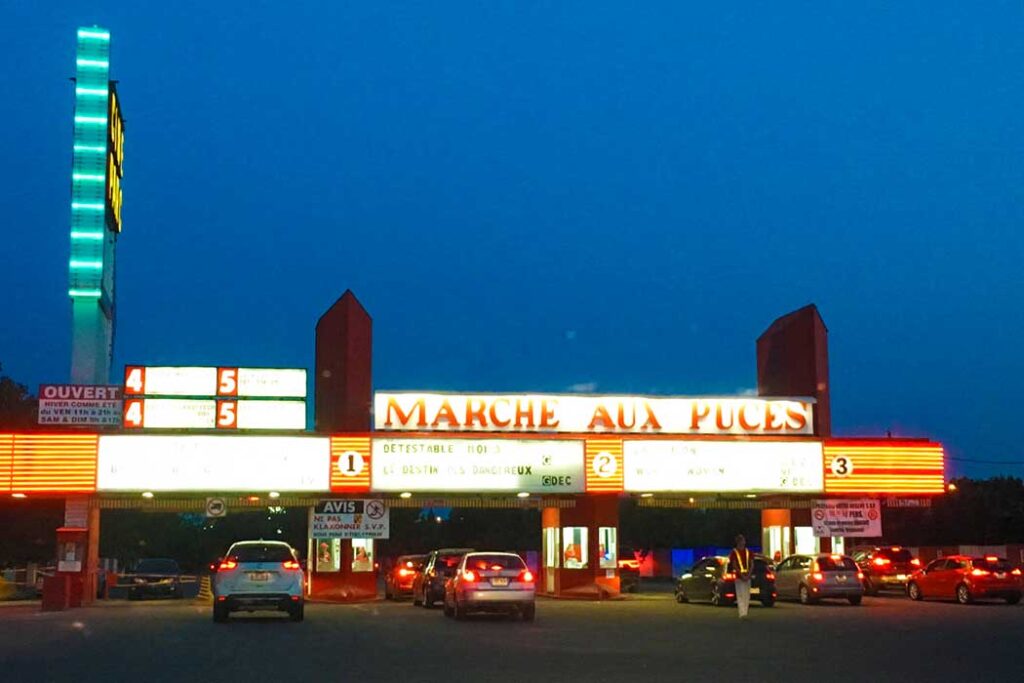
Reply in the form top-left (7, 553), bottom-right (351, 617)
top-left (731, 548), bottom-right (751, 577)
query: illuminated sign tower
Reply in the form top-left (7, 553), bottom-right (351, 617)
top-left (69, 26), bottom-right (124, 384)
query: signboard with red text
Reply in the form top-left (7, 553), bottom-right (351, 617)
top-left (375, 392), bottom-right (815, 436)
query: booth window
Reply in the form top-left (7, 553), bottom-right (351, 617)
top-left (598, 527), bottom-right (617, 569)
top-left (316, 538), bottom-right (341, 573)
top-left (352, 539), bottom-right (374, 572)
top-left (543, 527), bottom-right (560, 568)
top-left (562, 526), bottom-right (588, 569)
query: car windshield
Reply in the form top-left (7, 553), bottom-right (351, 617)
top-left (136, 559), bottom-right (179, 574)
top-left (231, 544), bottom-right (294, 562)
top-left (972, 558), bottom-right (1014, 572)
top-left (465, 554), bottom-right (526, 571)
top-left (877, 549), bottom-right (913, 562)
top-left (817, 556), bottom-right (858, 571)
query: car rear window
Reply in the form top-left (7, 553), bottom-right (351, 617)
top-left (752, 558), bottom-right (771, 574)
top-left (876, 548), bottom-right (913, 562)
top-left (972, 557), bottom-right (1014, 572)
top-left (136, 559), bottom-right (179, 574)
top-left (397, 555), bottom-right (426, 569)
top-left (465, 554), bottom-right (526, 571)
top-left (817, 556), bottom-right (858, 571)
top-left (231, 544), bottom-right (294, 562)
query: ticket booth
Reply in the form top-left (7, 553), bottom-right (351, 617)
top-left (42, 527), bottom-right (88, 611)
top-left (541, 495), bottom-right (620, 599)
top-left (308, 536), bottom-right (378, 601)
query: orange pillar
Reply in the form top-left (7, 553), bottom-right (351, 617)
top-left (544, 495), bottom-right (620, 599)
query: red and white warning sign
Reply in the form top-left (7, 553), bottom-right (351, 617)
top-left (811, 498), bottom-right (882, 537)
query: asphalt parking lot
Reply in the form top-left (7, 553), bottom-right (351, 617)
top-left (0, 594), bottom-right (1020, 683)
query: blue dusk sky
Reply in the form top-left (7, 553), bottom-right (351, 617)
top-left (1, 2), bottom-right (1021, 477)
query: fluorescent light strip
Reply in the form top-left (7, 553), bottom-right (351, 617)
top-left (76, 87), bottom-right (108, 97)
top-left (78, 30), bottom-right (110, 41)
top-left (71, 203), bottom-right (104, 211)
top-left (74, 116), bottom-right (107, 124)
top-left (73, 144), bottom-right (106, 153)
top-left (72, 173), bottom-right (105, 182)
top-left (69, 260), bottom-right (103, 269)
top-left (69, 289), bottom-right (102, 298)
top-left (76, 59), bottom-right (109, 68)
top-left (71, 231), bottom-right (104, 240)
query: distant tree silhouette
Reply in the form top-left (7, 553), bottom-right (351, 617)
top-left (0, 362), bottom-right (37, 429)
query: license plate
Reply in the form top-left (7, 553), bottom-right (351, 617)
top-left (996, 573), bottom-right (1006, 579)
top-left (896, 574), bottom-right (907, 581)
top-left (248, 572), bottom-right (271, 582)
top-left (751, 587), bottom-right (760, 596)
top-left (490, 577), bottom-right (509, 586)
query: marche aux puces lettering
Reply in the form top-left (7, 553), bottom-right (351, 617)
top-left (381, 395), bottom-right (812, 433)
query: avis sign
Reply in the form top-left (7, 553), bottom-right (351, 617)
top-left (812, 499), bottom-right (882, 538)
top-left (311, 499), bottom-right (390, 540)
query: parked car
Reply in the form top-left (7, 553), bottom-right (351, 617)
top-left (675, 555), bottom-right (776, 607)
top-left (443, 552), bottom-right (536, 621)
top-left (774, 554), bottom-right (864, 605)
top-left (127, 558), bottom-right (183, 600)
top-left (413, 548), bottom-right (474, 608)
top-left (907, 555), bottom-right (1022, 605)
top-left (385, 554), bottom-right (427, 600)
top-left (211, 541), bottom-right (305, 622)
top-left (853, 546), bottom-right (921, 595)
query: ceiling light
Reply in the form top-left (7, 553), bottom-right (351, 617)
top-left (141, 491), bottom-right (154, 499)
top-left (517, 492), bottom-right (530, 498)
top-left (640, 493), bottom-right (654, 498)
top-left (745, 494), bottom-right (757, 499)
top-left (269, 491), bottom-right (281, 499)
top-left (12, 493), bottom-right (26, 499)
top-left (399, 492), bottom-right (412, 499)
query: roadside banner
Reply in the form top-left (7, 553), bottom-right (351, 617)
top-left (812, 498), bottom-right (882, 537)
top-left (312, 499), bottom-right (389, 539)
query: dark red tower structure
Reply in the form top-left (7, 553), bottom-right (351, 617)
top-left (315, 290), bottom-right (372, 432)
top-left (756, 303), bottom-right (831, 437)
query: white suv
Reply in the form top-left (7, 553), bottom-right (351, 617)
top-left (212, 540), bottom-right (305, 622)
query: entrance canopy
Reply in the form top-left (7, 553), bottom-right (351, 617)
top-left (0, 431), bottom-right (945, 497)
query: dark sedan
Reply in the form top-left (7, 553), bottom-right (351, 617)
top-left (127, 558), bottom-right (183, 600)
top-left (675, 555), bottom-right (776, 607)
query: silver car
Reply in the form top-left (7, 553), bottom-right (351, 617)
top-left (443, 552), bottom-right (536, 621)
top-left (774, 553), bottom-right (864, 605)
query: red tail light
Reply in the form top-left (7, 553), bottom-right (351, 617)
top-left (765, 572), bottom-right (775, 581)
top-left (985, 556), bottom-right (999, 562)
top-left (873, 557), bottom-right (891, 567)
top-left (722, 572), bottom-right (736, 581)
top-left (282, 560), bottom-right (301, 570)
top-left (911, 558), bottom-right (921, 567)
top-left (970, 568), bottom-right (990, 577)
top-left (397, 568), bottom-right (412, 577)
top-left (519, 570), bottom-right (535, 583)
top-left (461, 570), bottom-right (478, 583)
top-left (812, 572), bottom-right (824, 582)
top-left (218, 559), bottom-right (237, 571)
top-left (857, 572), bottom-right (865, 580)
top-left (1011, 569), bottom-right (1022, 576)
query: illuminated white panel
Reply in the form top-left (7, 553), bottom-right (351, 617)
top-left (236, 400), bottom-right (306, 430)
top-left (237, 368), bottom-right (307, 398)
top-left (371, 438), bottom-right (584, 493)
top-left (142, 367), bottom-right (217, 396)
top-left (141, 398), bottom-right (216, 429)
top-left (97, 435), bottom-right (330, 491)
top-left (623, 440), bottom-right (824, 493)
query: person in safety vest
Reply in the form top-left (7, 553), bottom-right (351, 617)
top-left (728, 534), bottom-right (753, 619)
